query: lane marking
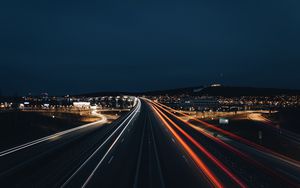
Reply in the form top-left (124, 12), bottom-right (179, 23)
top-left (108, 156), bottom-right (114, 164)
top-left (151, 99), bottom-right (300, 168)
top-left (133, 116), bottom-right (147, 188)
top-left (151, 104), bottom-right (224, 188)
top-left (81, 100), bottom-right (141, 188)
top-left (60, 100), bottom-right (141, 188)
top-left (148, 114), bottom-right (166, 188)
top-left (171, 138), bottom-right (176, 143)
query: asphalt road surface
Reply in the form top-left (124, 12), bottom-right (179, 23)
top-left (0, 98), bottom-right (299, 188)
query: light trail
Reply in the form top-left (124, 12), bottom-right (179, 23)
top-left (149, 100), bottom-right (299, 187)
top-left (151, 104), bottom-right (224, 188)
top-left (247, 113), bottom-right (275, 127)
top-left (81, 100), bottom-right (141, 188)
top-left (248, 113), bottom-right (300, 143)
top-left (151, 104), bottom-right (247, 188)
top-left (60, 99), bottom-right (141, 188)
top-left (0, 112), bottom-right (108, 157)
top-left (150, 100), bottom-right (300, 168)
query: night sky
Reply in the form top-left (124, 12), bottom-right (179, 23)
top-left (1, 0), bottom-right (300, 95)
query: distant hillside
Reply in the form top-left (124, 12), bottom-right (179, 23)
top-left (77, 86), bottom-right (300, 97)
top-left (141, 86), bottom-right (204, 96)
top-left (142, 86), bottom-right (300, 97)
top-left (75, 91), bottom-right (134, 97)
top-left (76, 86), bottom-right (204, 97)
top-left (198, 86), bottom-right (300, 97)
top-left (0, 96), bottom-right (21, 103)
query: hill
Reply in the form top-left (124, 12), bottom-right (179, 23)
top-left (76, 86), bottom-right (300, 97)
top-left (198, 86), bottom-right (300, 97)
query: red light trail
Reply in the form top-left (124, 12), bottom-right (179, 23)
top-left (152, 100), bottom-right (300, 168)
top-left (146, 99), bottom-right (299, 187)
top-left (151, 104), bottom-right (224, 188)
top-left (151, 104), bottom-right (247, 188)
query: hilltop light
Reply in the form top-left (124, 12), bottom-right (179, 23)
top-left (211, 84), bottom-right (222, 87)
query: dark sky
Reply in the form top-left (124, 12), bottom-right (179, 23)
top-left (1, 0), bottom-right (300, 95)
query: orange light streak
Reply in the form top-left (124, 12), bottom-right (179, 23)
top-left (151, 105), bottom-right (224, 188)
top-left (151, 100), bottom-right (300, 166)
top-left (148, 100), bottom-right (298, 187)
top-left (152, 104), bottom-right (247, 188)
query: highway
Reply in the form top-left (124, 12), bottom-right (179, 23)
top-left (248, 113), bottom-right (300, 144)
top-left (0, 98), bottom-right (299, 187)
top-left (148, 99), bottom-right (300, 188)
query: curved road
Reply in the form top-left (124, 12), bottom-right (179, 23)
top-left (0, 98), bottom-right (299, 188)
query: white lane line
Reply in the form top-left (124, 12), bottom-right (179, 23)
top-left (61, 99), bottom-right (141, 188)
top-left (108, 156), bottom-right (114, 164)
top-left (0, 114), bottom-right (108, 157)
top-left (133, 116), bottom-right (147, 188)
top-left (81, 101), bottom-right (141, 188)
top-left (171, 138), bottom-right (176, 143)
top-left (149, 114), bottom-right (166, 188)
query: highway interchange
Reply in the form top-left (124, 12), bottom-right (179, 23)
top-left (0, 98), bottom-right (299, 188)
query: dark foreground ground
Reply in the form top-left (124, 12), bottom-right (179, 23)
top-left (0, 100), bottom-right (299, 187)
top-left (203, 109), bottom-right (300, 161)
top-left (268, 108), bottom-right (300, 134)
top-left (0, 111), bottom-right (101, 151)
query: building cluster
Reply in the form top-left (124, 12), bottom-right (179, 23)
top-left (0, 102), bottom-right (13, 109)
top-left (1, 92), bottom-right (300, 112)
top-left (0, 93), bottom-right (136, 111)
top-left (149, 94), bottom-right (300, 112)
top-left (218, 95), bottom-right (300, 109)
